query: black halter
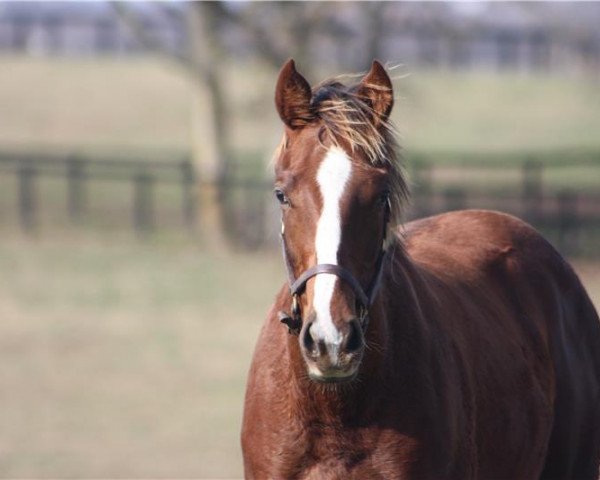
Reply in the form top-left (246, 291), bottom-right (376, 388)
top-left (277, 200), bottom-right (390, 336)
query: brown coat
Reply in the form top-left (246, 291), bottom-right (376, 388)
top-left (242, 210), bottom-right (600, 479)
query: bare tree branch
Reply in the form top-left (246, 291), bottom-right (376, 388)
top-left (210, 2), bottom-right (288, 68)
top-left (110, 1), bottom-right (205, 80)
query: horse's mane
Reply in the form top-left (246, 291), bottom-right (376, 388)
top-left (311, 78), bottom-right (409, 229)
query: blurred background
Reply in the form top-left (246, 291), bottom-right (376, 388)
top-left (0, 1), bottom-right (599, 477)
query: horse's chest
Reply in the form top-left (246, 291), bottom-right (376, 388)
top-left (283, 428), bottom-right (420, 480)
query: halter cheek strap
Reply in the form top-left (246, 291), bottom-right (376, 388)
top-left (278, 200), bottom-right (390, 336)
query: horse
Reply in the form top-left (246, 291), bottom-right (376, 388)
top-left (241, 59), bottom-right (600, 479)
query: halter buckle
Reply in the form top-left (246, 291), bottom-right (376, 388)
top-left (278, 310), bottom-right (301, 335)
top-left (292, 294), bottom-right (300, 317)
top-left (277, 294), bottom-right (302, 336)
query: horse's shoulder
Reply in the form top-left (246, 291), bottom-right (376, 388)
top-left (403, 209), bottom-right (534, 242)
top-left (400, 209), bottom-right (553, 269)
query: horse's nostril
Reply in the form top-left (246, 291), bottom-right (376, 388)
top-left (344, 319), bottom-right (364, 354)
top-left (302, 322), bottom-right (316, 355)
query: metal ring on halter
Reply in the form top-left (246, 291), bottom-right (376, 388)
top-left (292, 294), bottom-right (300, 317)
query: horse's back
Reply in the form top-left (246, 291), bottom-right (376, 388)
top-left (402, 209), bottom-right (600, 478)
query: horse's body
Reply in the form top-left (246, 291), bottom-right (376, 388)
top-left (244, 210), bottom-right (600, 478)
top-left (241, 61), bottom-right (600, 479)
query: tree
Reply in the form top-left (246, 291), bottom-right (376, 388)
top-left (111, 1), bottom-right (376, 248)
top-left (112, 2), bottom-right (233, 248)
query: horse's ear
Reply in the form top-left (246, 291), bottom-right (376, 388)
top-left (356, 60), bottom-right (394, 125)
top-left (275, 59), bottom-right (314, 129)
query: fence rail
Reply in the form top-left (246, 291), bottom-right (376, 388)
top-left (0, 150), bottom-right (598, 255)
top-left (0, 153), bottom-right (196, 235)
top-left (407, 154), bottom-right (600, 255)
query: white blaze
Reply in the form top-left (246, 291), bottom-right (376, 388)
top-left (312, 146), bottom-right (352, 346)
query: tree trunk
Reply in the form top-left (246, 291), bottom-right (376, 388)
top-left (188, 3), bottom-right (230, 251)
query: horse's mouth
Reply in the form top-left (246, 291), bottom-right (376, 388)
top-left (307, 365), bottom-right (359, 384)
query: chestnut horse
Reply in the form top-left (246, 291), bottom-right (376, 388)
top-left (241, 60), bottom-right (600, 479)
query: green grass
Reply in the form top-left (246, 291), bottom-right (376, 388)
top-left (0, 57), bottom-right (192, 154)
top-left (397, 71), bottom-right (600, 152)
top-left (0, 236), bottom-right (284, 478)
top-left (0, 236), bottom-right (598, 478)
top-left (1, 56), bottom-right (600, 160)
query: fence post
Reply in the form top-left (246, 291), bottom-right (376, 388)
top-left (133, 172), bottom-right (154, 235)
top-left (522, 159), bottom-right (543, 222)
top-left (557, 190), bottom-right (578, 256)
top-left (181, 159), bottom-right (197, 231)
top-left (18, 160), bottom-right (36, 233)
top-left (67, 155), bottom-right (85, 224)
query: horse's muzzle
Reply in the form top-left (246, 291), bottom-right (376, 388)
top-left (299, 318), bottom-right (364, 383)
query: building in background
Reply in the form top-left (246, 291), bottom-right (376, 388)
top-left (0, 1), bottom-right (598, 74)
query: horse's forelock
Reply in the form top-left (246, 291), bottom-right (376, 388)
top-left (273, 77), bottom-right (409, 230)
top-left (310, 79), bottom-right (408, 230)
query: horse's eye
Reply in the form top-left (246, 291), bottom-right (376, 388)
top-left (274, 188), bottom-right (290, 206)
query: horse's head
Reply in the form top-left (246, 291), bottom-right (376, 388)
top-left (273, 60), bottom-right (407, 383)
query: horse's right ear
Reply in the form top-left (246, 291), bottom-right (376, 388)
top-left (275, 59), bottom-right (314, 129)
top-left (356, 60), bottom-right (394, 125)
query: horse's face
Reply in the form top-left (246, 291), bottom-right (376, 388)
top-left (273, 60), bottom-right (399, 383)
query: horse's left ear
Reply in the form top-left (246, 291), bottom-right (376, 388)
top-left (275, 59), bottom-right (314, 129)
top-left (356, 60), bottom-right (394, 125)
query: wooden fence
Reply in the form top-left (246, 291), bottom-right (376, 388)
top-left (407, 156), bottom-right (600, 255)
top-left (0, 152), bottom-right (196, 236)
top-left (0, 150), bottom-right (598, 255)
top-left (220, 153), bottom-right (600, 254)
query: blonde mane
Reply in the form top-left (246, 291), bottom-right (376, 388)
top-left (311, 79), bottom-right (409, 229)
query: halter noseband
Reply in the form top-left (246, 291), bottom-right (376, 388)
top-left (277, 200), bottom-right (390, 336)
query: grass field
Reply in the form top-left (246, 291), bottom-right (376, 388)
top-left (0, 235), bottom-right (599, 478)
top-left (0, 56), bottom-right (599, 477)
top-left (1, 56), bottom-right (600, 157)
top-left (0, 235), bottom-right (282, 478)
